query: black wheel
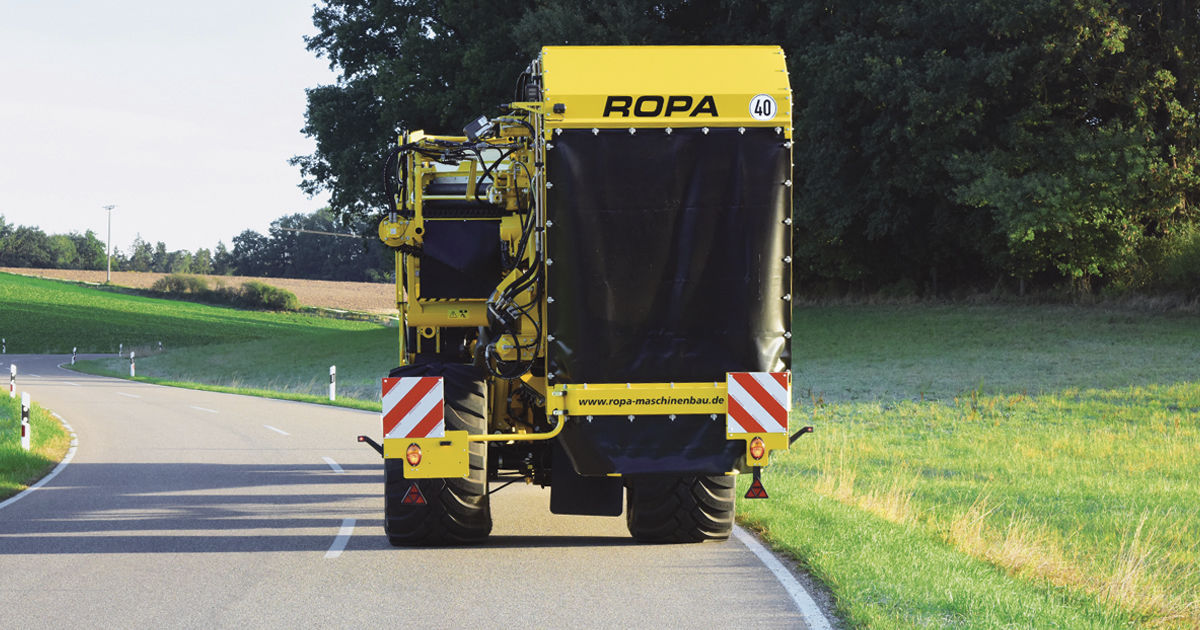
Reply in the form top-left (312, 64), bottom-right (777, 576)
top-left (625, 474), bottom-right (736, 543)
top-left (384, 361), bottom-right (491, 546)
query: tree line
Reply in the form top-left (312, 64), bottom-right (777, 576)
top-left (0, 209), bottom-right (390, 282)
top-left (295, 0), bottom-right (1199, 296)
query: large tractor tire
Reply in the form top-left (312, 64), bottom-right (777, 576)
top-left (384, 362), bottom-right (491, 546)
top-left (625, 474), bottom-right (736, 543)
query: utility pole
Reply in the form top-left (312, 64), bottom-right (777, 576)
top-left (104, 204), bottom-right (116, 283)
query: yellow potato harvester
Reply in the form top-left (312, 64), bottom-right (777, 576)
top-left (359, 46), bottom-right (809, 545)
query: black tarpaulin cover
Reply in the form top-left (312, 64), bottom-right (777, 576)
top-left (545, 127), bottom-right (791, 475)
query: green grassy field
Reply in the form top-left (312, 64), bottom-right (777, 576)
top-left (1, 271), bottom-right (395, 406)
top-left (739, 305), bottom-right (1200, 628)
top-left (0, 272), bottom-right (380, 354)
top-left (0, 394), bottom-right (71, 499)
top-left (74, 328), bottom-right (399, 407)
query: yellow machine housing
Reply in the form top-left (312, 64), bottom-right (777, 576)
top-left (540, 45), bottom-right (792, 132)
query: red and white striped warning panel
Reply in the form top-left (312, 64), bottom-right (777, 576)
top-left (381, 376), bottom-right (445, 439)
top-left (726, 372), bottom-right (790, 434)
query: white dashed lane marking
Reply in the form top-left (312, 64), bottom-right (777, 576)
top-left (325, 518), bottom-right (355, 559)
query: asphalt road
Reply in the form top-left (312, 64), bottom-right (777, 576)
top-left (1, 354), bottom-right (824, 628)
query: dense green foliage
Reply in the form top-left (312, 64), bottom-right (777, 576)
top-left (229, 209), bottom-right (391, 281)
top-left (296, 0), bottom-right (1200, 295)
top-left (0, 272), bottom-right (376, 353)
top-left (0, 209), bottom-right (391, 282)
top-left (0, 218), bottom-right (107, 270)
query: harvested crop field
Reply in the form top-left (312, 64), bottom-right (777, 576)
top-left (0, 267), bottom-right (396, 313)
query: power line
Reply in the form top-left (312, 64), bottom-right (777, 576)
top-left (276, 227), bottom-right (362, 239)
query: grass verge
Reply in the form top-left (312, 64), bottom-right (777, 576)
top-left (0, 394), bottom-right (71, 500)
top-left (739, 304), bottom-right (1200, 628)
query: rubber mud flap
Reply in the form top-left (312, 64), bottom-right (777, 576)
top-left (549, 440), bottom-right (623, 516)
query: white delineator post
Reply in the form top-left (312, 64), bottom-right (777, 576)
top-left (329, 365), bottom-right (336, 401)
top-left (72, 347), bottom-right (77, 365)
top-left (20, 392), bottom-right (31, 451)
top-left (118, 343), bottom-right (123, 357)
top-left (129, 351), bottom-right (136, 377)
top-left (2, 337), bottom-right (5, 354)
top-left (8, 364), bottom-right (14, 399)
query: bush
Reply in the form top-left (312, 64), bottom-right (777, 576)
top-left (237, 281), bottom-right (300, 311)
top-left (1157, 224), bottom-right (1200, 295)
top-left (1119, 223), bottom-right (1200, 298)
top-left (151, 274), bottom-right (209, 294)
top-left (149, 274), bottom-right (299, 311)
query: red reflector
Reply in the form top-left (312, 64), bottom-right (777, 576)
top-left (745, 478), bottom-right (769, 499)
top-left (405, 443), bottom-right (422, 467)
top-left (401, 483), bottom-right (426, 505)
top-left (749, 436), bottom-right (766, 461)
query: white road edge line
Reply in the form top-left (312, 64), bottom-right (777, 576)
top-left (325, 518), bottom-right (356, 559)
top-left (190, 406), bottom-right (219, 414)
top-left (62, 382), bottom-right (79, 386)
top-left (733, 525), bottom-right (833, 630)
top-left (263, 424), bottom-right (289, 436)
top-left (0, 413), bottom-right (78, 512)
top-left (116, 392), bottom-right (141, 399)
top-left (322, 457), bottom-right (344, 474)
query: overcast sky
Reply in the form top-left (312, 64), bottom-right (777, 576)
top-left (0, 1), bottom-right (338, 253)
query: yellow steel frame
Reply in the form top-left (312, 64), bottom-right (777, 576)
top-left (381, 123), bottom-right (540, 364)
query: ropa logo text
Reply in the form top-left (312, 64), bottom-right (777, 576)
top-left (602, 95), bottom-right (719, 118)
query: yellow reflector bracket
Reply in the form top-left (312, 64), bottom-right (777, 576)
top-left (384, 431), bottom-right (470, 479)
top-left (730, 432), bottom-right (788, 468)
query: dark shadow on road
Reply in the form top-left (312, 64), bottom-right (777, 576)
top-left (339, 524), bottom-right (637, 552)
top-left (1, 462), bottom-right (646, 553)
top-left (477, 535), bottom-right (638, 549)
top-left (0, 462), bottom-right (380, 554)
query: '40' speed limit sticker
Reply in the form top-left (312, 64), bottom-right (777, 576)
top-left (749, 94), bottom-right (777, 121)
